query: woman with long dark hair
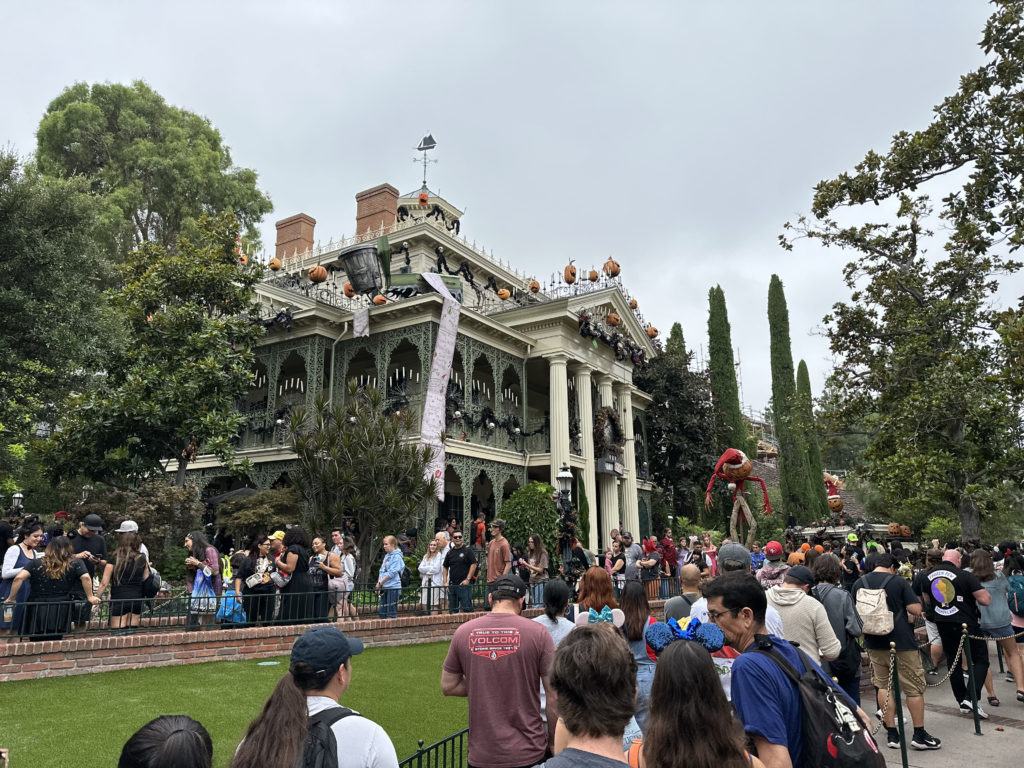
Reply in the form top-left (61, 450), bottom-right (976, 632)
top-left (619, 580), bottom-right (657, 733)
top-left (520, 534), bottom-right (550, 607)
top-left (185, 530), bottom-right (221, 628)
top-left (119, 715), bottom-right (213, 768)
top-left (973, 549), bottom-right (1024, 704)
top-left (277, 526), bottom-right (313, 623)
top-left (1, 521), bottom-right (42, 633)
top-left (309, 535), bottom-right (341, 621)
top-left (233, 535), bottom-right (276, 625)
top-left (97, 531), bottom-right (150, 631)
top-left (643, 640), bottom-right (764, 768)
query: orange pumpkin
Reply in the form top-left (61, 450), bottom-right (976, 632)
top-left (828, 496), bottom-right (844, 514)
top-left (238, 253), bottom-right (248, 265)
top-left (606, 313), bottom-right (622, 326)
top-left (268, 257), bottom-right (282, 271)
top-left (372, 294), bottom-right (387, 305)
top-left (603, 257), bottom-right (620, 277)
top-left (343, 282), bottom-right (356, 298)
top-left (146, 315), bottom-right (153, 323)
top-left (418, 192), bottom-right (429, 205)
top-left (497, 288), bottom-right (511, 300)
top-left (564, 260), bottom-right (577, 284)
top-left (309, 265), bottom-right (328, 283)
top-left (588, 269), bottom-right (599, 282)
top-left (629, 299), bottom-right (638, 310)
top-left (528, 280), bottom-right (540, 293)
top-left (646, 325), bottom-right (658, 338)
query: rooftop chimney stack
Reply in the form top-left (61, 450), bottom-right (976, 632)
top-left (355, 183), bottom-right (399, 236)
top-left (275, 213), bottom-right (316, 260)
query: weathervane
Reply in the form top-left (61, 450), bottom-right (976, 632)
top-left (414, 133), bottom-right (437, 189)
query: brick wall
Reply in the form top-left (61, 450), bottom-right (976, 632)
top-left (275, 212), bottom-right (316, 259)
top-left (1, 600), bottom-right (667, 681)
top-left (355, 183), bottom-right (398, 235)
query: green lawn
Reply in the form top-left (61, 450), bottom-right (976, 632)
top-left (0, 641), bottom-right (466, 768)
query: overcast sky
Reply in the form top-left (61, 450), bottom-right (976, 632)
top-left (2, 1), bottom-right (1004, 411)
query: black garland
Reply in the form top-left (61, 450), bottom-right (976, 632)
top-left (396, 204), bottom-right (461, 236)
top-left (578, 310), bottom-right (650, 368)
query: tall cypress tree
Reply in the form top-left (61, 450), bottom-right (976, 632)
top-left (707, 286), bottom-right (754, 454)
top-left (768, 274), bottom-right (812, 522)
top-left (796, 360), bottom-right (829, 521)
top-left (666, 322), bottom-right (687, 357)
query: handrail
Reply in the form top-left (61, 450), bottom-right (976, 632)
top-left (399, 728), bottom-right (469, 768)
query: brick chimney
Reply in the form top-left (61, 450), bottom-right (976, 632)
top-left (275, 213), bottom-right (316, 260)
top-left (355, 183), bottom-right (399, 235)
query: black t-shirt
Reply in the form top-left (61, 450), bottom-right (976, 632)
top-left (69, 530), bottom-right (107, 586)
top-left (610, 553), bottom-right (625, 578)
top-left (641, 551), bottom-right (661, 580)
top-left (852, 571), bottom-right (920, 651)
top-left (920, 564), bottom-right (983, 626)
top-left (25, 557), bottom-right (88, 599)
top-left (911, 570), bottom-right (936, 622)
top-left (0, 520), bottom-right (14, 561)
top-left (841, 557), bottom-right (860, 589)
top-left (443, 545), bottom-right (476, 584)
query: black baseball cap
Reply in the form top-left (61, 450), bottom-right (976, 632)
top-left (290, 626), bottom-right (364, 675)
top-left (620, 530), bottom-right (633, 539)
top-left (786, 565), bottom-right (816, 586)
top-left (490, 573), bottom-right (527, 600)
top-left (83, 514), bottom-right (104, 532)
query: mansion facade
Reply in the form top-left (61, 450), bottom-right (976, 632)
top-left (188, 182), bottom-right (660, 551)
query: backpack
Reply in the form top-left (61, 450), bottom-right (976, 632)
top-left (1008, 573), bottom-right (1024, 618)
top-left (400, 566), bottom-right (411, 588)
top-left (299, 707), bottom-right (355, 768)
top-left (752, 637), bottom-right (884, 768)
top-left (854, 574), bottom-right (895, 636)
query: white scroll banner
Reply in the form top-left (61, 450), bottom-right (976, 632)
top-left (353, 308), bottom-right (370, 338)
top-left (420, 273), bottom-right (460, 500)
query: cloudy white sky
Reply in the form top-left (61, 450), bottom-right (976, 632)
top-left (2, 1), bottom-right (1004, 409)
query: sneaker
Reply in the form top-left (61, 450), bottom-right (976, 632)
top-left (927, 669), bottom-right (938, 676)
top-left (1007, 674), bottom-right (1016, 683)
top-left (887, 730), bottom-right (901, 749)
top-left (910, 731), bottom-right (942, 750)
top-left (959, 700), bottom-right (989, 719)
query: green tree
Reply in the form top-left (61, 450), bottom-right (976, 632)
top-left (665, 322), bottom-right (687, 357)
top-left (768, 274), bottom-right (813, 522)
top-left (215, 487), bottom-right (303, 540)
top-left (707, 286), bottom-right (755, 455)
top-left (36, 80), bottom-right (272, 258)
top-left (289, 387), bottom-right (438, 575)
top-left (500, 482), bottom-right (559, 564)
top-left (782, 2), bottom-right (1024, 541)
top-left (0, 152), bottom-right (115, 474)
top-left (795, 360), bottom-right (829, 521)
top-left (46, 213), bottom-right (265, 486)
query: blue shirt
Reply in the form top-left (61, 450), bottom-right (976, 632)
top-left (731, 635), bottom-right (853, 768)
top-left (379, 550), bottom-right (404, 588)
top-left (750, 552), bottom-right (766, 571)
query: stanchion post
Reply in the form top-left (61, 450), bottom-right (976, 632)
top-left (997, 640), bottom-right (1004, 674)
top-left (963, 623), bottom-right (982, 736)
top-left (890, 643), bottom-right (909, 768)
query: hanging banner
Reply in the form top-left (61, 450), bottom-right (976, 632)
top-left (353, 308), bottom-right (370, 338)
top-left (420, 273), bottom-right (460, 500)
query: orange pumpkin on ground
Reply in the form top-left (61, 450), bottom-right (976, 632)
top-left (309, 265), bottom-right (328, 283)
top-left (564, 261), bottom-right (577, 284)
top-left (268, 257), bottom-right (282, 271)
top-left (646, 326), bottom-right (658, 338)
top-left (372, 294), bottom-right (387, 305)
top-left (343, 282), bottom-right (356, 298)
top-left (497, 289), bottom-right (511, 300)
top-left (603, 257), bottom-right (620, 277)
top-left (606, 313), bottom-right (622, 326)
top-left (528, 280), bottom-right (540, 293)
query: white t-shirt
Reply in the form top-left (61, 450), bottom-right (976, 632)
top-left (140, 542), bottom-right (150, 562)
top-left (306, 696), bottom-right (399, 768)
top-left (689, 596), bottom-right (785, 636)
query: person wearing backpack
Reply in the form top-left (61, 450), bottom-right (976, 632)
top-left (972, 548), bottom-right (1024, 704)
top-left (1004, 551), bottom-right (1024, 692)
top-left (231, 625), bottom-right (398, 768)
top-left (852, 552), bottom-right (941, 751)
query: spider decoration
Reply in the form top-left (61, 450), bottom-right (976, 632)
top-left (704, 448), bottom-right (771, 548)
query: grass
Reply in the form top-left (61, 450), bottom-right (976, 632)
top-left (0, 641), bottom-right (466, 768)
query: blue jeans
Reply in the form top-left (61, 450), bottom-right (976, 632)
top-left (378, 587), bottom-right (399, 619)
top-left (449, 584), bottom-right (473, 613)
top-left (530, 581), bottom-right (546, 607)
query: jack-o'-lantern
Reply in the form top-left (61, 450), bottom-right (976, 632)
top-left (497, 288), bottom-right (511, 300)
top-left (899, 524), bottom-right (912, 538)
top-left (564, 260), bottom-right (577, 284)
top-left (528, 280), bottom-right (540, 293)
top-left (827, 496), bottom-right (844, 514)
top-left (721, 454), bottom-right (753, 483)
top-left (343, 282), bottom-right (356, 298)
top-left (629, 299), bottom-right (638, 310)
top-left (887, 523), bottom-right (900, 536)
top-left (588, 269), bottom-right (599, 282)
top-left (268, 257), bottom-right (282, 271)
top-left (238, 253), bottom-right (248, 266)
top-left (309, 265), bottom-right (328, 283)
top-left (603, 257), bottom-right (620, 277)
top-left (372, 294), bottom-right (387, 305)
top-left (606, 313), bottom-right (622, 327)
top-left (646, 325), bottom-right (658, 338)
top-left (418, 192), bottom-right (429, 205)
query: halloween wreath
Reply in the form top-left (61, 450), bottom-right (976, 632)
top-left (593, 406), bottom-right (625, 452)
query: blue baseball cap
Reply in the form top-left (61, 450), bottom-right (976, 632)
top-left (290, 626), bottom-right (364, 675)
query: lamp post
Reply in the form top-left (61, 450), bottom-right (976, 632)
top-left (555, 464), bottom-right (575, 566)
top-left (11, 492), bottom-right (24, 516)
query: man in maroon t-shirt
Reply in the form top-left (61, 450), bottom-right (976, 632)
top-left (441, 574), bottom-right (556, 768)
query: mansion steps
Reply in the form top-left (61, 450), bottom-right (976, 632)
top-left (189, 183), bottom-right (661, 549)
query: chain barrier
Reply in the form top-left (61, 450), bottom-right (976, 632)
top-left (924, 633), bottom-right (966, 688)
top-left (870, 647), bottom-right (898, 736)
top-left (966, 626), bottom-right (1024, 641)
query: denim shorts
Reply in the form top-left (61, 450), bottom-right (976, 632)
top-left (981, 624), bottom-right (1014, 639)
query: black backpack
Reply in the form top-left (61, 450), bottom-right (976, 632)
top-left (400, 565), bottom-right (411, 588)
top-left (752, 636), bottom-right (884, 768)
top-left (298, 707), bottom-right (355, 768)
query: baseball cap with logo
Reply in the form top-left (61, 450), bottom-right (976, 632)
top-left (115, 520), bottom-right (139, 533)
top-left (490, 573), bottom-right (527, 600)
top-left (764, 541), bottom-right (783, 560)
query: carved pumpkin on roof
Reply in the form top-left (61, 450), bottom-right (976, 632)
top-left (646, 325), bottom-right (658, 338)
top-left (268, 257), bottom-right (282, 271)
top-left (497, 288), bottom-right (511, 300)
top-left (418, 192), bottom-right (429, 205)
top-left (372, 294), bottom-right (387, 305)
top-left (528, 279), bottom-right (540, 293)
top-left (309, 265), bottom-right (328, 283)
top-left (343, 282), bottom-right (356, 298)
top-left (606, 313), bottom-right (622, 327)
top-left (588, 269), bottom-right (599, 282)
top-left (629, 299), bottom-right (638, 310)
top-left (603, 257), bottom-right (620, 277)
top-left (564, 260), bottom-right (577, 284)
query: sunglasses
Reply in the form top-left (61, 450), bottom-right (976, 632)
top-left (453, 535), bottom-right (463, 539)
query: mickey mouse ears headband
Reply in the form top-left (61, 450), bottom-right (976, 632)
top-left (575, 605), bottom-right (626, 627)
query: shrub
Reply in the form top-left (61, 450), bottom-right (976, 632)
top-left (501, 482), bottom-right (558, 565)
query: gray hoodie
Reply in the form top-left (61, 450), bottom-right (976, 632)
top-left (766, 585), bottom-right (842, 663)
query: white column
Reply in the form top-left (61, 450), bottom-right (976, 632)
top-left (574, 365), bottom-right (598, 552)
top-left (617, 382), bottom-right (640, 536)
top-left (548, 354), bottom-right (571, 484)
top-left (596, 374), bottom-right (620, 541)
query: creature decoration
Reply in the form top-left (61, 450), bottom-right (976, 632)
top-left (397, 203), bottom-right (460, 235)
top-left (704, 448), bottom-right (772, 548)
top-left (823, 472), bottom-right (845, 514)
top-left (577, 308), bottom-right (651, 368)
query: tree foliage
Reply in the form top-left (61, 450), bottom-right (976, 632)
top-left (46, 213), bottom-right (265, 486)
top-left (783, 2), bottom-right (1024, 540)
top-left (500, 482), bottom-right (559, 562)
top-left (215, 487), bottom-right (303, 540)
top-left (289, 387), bottom-right (438, 575)
top-left (795, 360), bottom-right (829, 521)
top-left (707, 286), bottom-right (756, 455)
top-left (36, 80), bottom-right (272, 259)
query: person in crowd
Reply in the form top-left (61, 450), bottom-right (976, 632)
top-left (970, 548), bottom-right (1024, 706)
top-left (533, 578), bottom-right (574, 736)
top-left (309, 535), bottom-right (341, 621)
top-left (376, 535), bottom-right (404, 619)
top-left (639, 537), bottom-right (661, 599)
top-left (473, 514), bottom-right (487, 549)
top-left (97, 531), bottom-right (150, 632)
top-left (520, 533), bottom-right (550, 606)
top-left (0, 516), bottom-right (15, 564)
top-left (912, 548), bottom-right (947, 676)
top-left (232, 625), bottom-right (398, 768)
top-left (323, 533), bottom-right (349, 620)
top-left (704, 572), bottom-right (870, 768)
top-left (268, 530), bottom-right (285, 559)
top-left (442, 574), bottom-right (556, 768)
top-left (574, 566), bottom-right (618, 620)
top-left (120, 715), bottom-right (213, 768)
top-left (608, 539), bottom-right (626, 595)
top-left (69, 513), bottom-right (107, 628)
top-left (754, 540), bottom-right (788, 589)
top-left (840, 545), bottom-right (861, 591)
top-left (1005, 552), bottom-right (1024, 689)
top-left (688, 538), bottom-right (711, 576)
top-left (3, 535), bottom-right (99, 640)
top-left (750, 541), bottom-right (766, 572)
top-left (620, 531), bottom-right (643, 582)
top-left (330, 528), bottom-right (345, 558)
top-left (643, 639), bottom-right (766, 768)
top-left (702, 533), bottom-right (718, 576)
top-left (802, 547), bottom-right (820, 572)
top-left (339, 536), bottom-right (358, 618)
top-left (486, 519), bottom-right (511, 595)
top-left (114, 520), bottom-right (149, 561)
top-left (917, 547), bottom-right (992, 718)
top-left (688, 543), bottom-right (785, 637)
top-left (277, 526), bottom-right (313, 624)
top-left (0, 521), bottom-right (41, 633)
top-left (545, 624), bottom-right (640, 768)
top-left (185, 529), bottom-right (221, 628)
top-left (443, 530), bottom-right (478, 614)
top-left (663, 563), bottom-right (701, 621)
top-left (619, 580), bottom-right (656, 733)
top-left (659, 534), bottom-right (677, 598)
top-left (765, 564), bottom-right (840, 664)
top-left (810, 554), bottom-right (863, 705)
top-left (418, 537), bottom-right (445, 611)
top-left (234, 535), bottom-right (276, 625)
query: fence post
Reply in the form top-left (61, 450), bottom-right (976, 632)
top-left (890, 642), bottom-right (909, 768)
top-left (996, 641), bottom-right (1004, 674)
top-left (415, 739), bottom-right (425, 768)
top-left (963, 623), bottom-right (982, 736)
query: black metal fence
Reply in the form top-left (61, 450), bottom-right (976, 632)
top-left (399, 729), bottom-right (468, 768)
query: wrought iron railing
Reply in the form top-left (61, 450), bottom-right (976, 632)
top-left (399, 729), bottom-right (468, 768)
